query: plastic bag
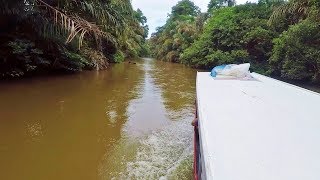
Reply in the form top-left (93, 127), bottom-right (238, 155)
top-left (210, 63), bottom-right (251, 78)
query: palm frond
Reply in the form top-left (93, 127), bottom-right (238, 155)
top-left (35, 0), bottom-right (115, 49)
top-left (268, 0), bottom-right (312, 25)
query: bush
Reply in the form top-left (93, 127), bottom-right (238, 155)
top-left (0, 39), bottom-right (49, 77)
top-left (113, 51), bottom-right (125, 63)
top-left (270, 19), bottom-right (320, 82)
top-left (204, 50), bottom-right (249, 68)
top-left (181, 4), bottom-right (273, 71)
top-left (59, 48), bottom-right (91, 72)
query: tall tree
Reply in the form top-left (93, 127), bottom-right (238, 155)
top-left (134, 8), bottom-right (149, 39)
top-left (149, 0), bottom-right (200, 62)
top-left (170, 0), bottom-right (200, 20)
top-left (208, 0), bottom-right (235, 12)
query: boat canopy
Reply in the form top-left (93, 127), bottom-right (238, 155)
top-left (196, 72), bottom-right (320, 180)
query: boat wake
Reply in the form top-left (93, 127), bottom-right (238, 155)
top-left (99, 111), bottom-right (194, 180)
top-left (99, 59), bottom-right (196, 179)
top-left (123, 113), bottom-right (194, 179)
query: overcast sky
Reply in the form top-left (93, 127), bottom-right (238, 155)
top-left (132, 0), bottom-right (258, 36)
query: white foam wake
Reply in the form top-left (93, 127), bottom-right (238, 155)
top-left (122, 112), bottom-right (194, 179)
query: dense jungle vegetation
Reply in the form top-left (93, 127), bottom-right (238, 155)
top-left (150, 0), bottom-right (320, 84)
top-left (0, 0), bottom-right (149, 78)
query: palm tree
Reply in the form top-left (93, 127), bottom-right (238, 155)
top-left (208, 0), bottom-right (235, 12)
top-left (269, 0), bottom-right (319, 25)
top-left (0, 0), bottom-right (146, 73)
top-left (0, 0), bottom-right (135, 49)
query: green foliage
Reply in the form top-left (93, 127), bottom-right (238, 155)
top-left (270, 19), bottom-right (320, 82)
top-left (266, 0), bottom-right (320, 82)
top-left (0, 38), bottom-right (95, 77)
top-left (181, 4), bottom-right (275, 71)
top-left (203, 50), bottom-right (249, 68)
top-left (113, 51), bottom-right (125, 63)
top-left (181, 7), bottom-right (235, 67)
top-left (8, 40), bottom-right (42, 56)
top-left (0, 0), bottom-right (149, 78)
top-left (135, 9), bottom-right (147, 26)
top-left (269, 0), bottom-right (320, 26)
top-left (149, 0), bottom-right (200, 62)
top-left (139, 43), bottom-right (151, 57)
top-left (0, 39), bottom-right (49, 77)
top-left (132, 13), bottom-right (150, 47)
top-left (208, 0), bottom-right (235, 12)
top-left (150, 0), bottom-right (320, 84)
top-left (171, 0), bottom-right (200, 20)
top-left (60, 48), bottom-right (91, 72)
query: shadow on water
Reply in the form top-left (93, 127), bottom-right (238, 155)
top-left (151, 59), bottom-right (197, 120)
top-left (0, 58), bottom-right (197, 180)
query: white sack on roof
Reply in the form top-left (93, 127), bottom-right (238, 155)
top-left (211, 63), bottom-right (252, 79)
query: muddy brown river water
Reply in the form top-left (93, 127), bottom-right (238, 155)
top-left (1, 58), bottom-right (319, 180)
top-left (0, 58), bottom-right (197, 180)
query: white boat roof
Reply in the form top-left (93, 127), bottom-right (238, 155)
top-left (196, 72), bottom-right (320, 180)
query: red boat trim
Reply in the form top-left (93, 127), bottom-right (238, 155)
top-left (193, 99), bottom-right (200, 180)
top-left (194, 126), bottom-right (199, 180)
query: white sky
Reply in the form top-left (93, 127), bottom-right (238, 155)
top-left (132, 0), bottom-right (258, 36)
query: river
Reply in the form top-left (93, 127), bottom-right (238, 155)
top-left (0, 58), bottom-right (197, 180)
top-left (1, 58), bottom-right (320, 180)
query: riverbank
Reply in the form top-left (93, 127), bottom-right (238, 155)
top-left (149, 1), bottom-right (320, 85)
top-left (0, 0), bottom-right (150, 79)
top-left (1, 57), bottom-right (319, 95)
